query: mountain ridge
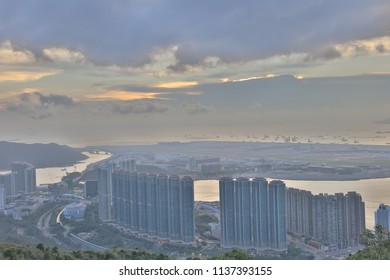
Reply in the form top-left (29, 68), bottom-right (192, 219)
top-left (0, 141), bottom-right (87, 170)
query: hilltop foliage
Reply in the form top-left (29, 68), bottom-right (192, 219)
top-left (0, 243), bottom-right (169, 260)
top-left (348, 226), bottom-right (390, 260)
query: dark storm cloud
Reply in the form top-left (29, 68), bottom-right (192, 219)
top-left (2, 92), bottom-right (75, 119)
top-left (0, 0), bottom-right (388, 66)
top-left (304, 46), bottom-right (342, 62)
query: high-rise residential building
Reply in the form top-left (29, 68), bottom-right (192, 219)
top-left (286, 188), bottom-right (365, 249)
top-left (0, 187), bottom-right (6, 209)
top-left (157, 174), bottom-right (169, 238)
top-left (168, 175), bottom-right (181, 241)
top-left (268, 180), bottom-right (287, 250)
top-left (345, 191), bottom-right (365, 247)
top-left (251, 177), bottom-right (269, 248)
top-left (0, 172), bottom-right (17, 198)
top-left (137, 173), bottom-right (148, 234)
top-left (121, 159), bottom-right (136, 172)
top-left (219, 177), bottom-right (287, 253)
top-left (112, 170), bottom-right (125, 225)
top-left (186, 157), bottom-right (197, 171)
top-left (128, 172), bottom-right (138, 232)
top-left (85, 180), bottom-right (98, 198)
top-left (97, 166), bottom-right (112, 222)
top-left (286, 188), bottom-right (313, 238)
top-left (219, 177), bottom-right (235, 247)
top-left (235, 177), bottom-right (252, 248)
top-left (375, 204), bottom-right (390, 232)
top-left (181, 176), bottom-right (195, 243)
top-left (111, 171), bottom-right (195, 244)
top-left (146, 173), bottom-right (158, 237)
top-left (11, 162), bottom-right (36, 193)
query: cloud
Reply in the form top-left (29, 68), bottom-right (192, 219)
top-left (112, 101), bottom-right (170, 115)
top-left (0, 0), bottom-right (388, 66)
top-left (153, 81), bottom-right (198, 89)
top-left (0, 70), bottom-right (61, 82)
top-left (376, 44), bottom-right (386, 53)
top-left (225, 74), bottom-right (278, 83)
top-left (42, 48), bottom-right (88, 64)
top-left (181, 103), bottom-right (214, 115)
top-left (0, 41), bottom-right (35, 64)
top-left (305, 46), bottom-right (342, 62)
top-left (334, 37), bottom-right (390, 56)
top-left (250, 102), bottom-right (264, 110)
top-left (86, 91), bottom-right (163, 101)
top-left (1, 92), bottom-right (75, 119)
top-left (374, 118), bottom-right (390, 124)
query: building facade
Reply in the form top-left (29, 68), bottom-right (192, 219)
top-left (11, 162), bottom-right (36, 194)
top-left (85, 180), bottom-right (98, 198)
top-left (97, 166), bottom-right (113, 222)
top-left (0, 187), bottom-right (6, 209)
top-left (63, 202), bottom-right (87, 220)
top-left (111, 171), bottom-right (195, 244)
top-left (286, 188), bottom-right (365, 249)
top-left (219, 177), bottom-right (287, 253)
top-left (0, 172), bottom-right (17, 198)
top-left (375, 203), bottom-right (390, 232)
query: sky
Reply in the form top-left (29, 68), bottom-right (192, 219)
top-left (0, 0), bottom-right (390, 147)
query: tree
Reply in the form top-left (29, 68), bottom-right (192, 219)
top-left (36, 243), bottom-right (45, 251)
top-left (348, 225), bottom-right (390, 260)
top-left (212, 249), bottom-right (253, 260)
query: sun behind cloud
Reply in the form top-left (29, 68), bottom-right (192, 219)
top-left (153, 81), bottom-right (198, 89)
top-left (86, 91), bottom-right (164, 101)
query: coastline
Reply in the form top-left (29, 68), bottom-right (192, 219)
top-left (36, 151), bottom-right (112, 185)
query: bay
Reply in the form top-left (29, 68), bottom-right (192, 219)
top-left (36, 151), bottom-right (111, 186)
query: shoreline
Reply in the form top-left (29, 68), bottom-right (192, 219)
top-left (36, 151), bottom-right (112, 185)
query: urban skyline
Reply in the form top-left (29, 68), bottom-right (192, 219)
top-left (0, 151), bottom-right (381, 259)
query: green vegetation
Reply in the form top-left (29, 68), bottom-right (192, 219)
top-left (211, 245), bottom-right (314, 260)
top-left (348, 226), bottom-right (390, 260)
top-left (211, 249), bottom-right (253, 260)
top-left (0, 201), bottom-right (65, 247)
top-left (62, 172), bottom-right (82, 181)
top-left (195, 214), bottom-right (218, 237)
top-left (0, 243), bottom-right (169, 260)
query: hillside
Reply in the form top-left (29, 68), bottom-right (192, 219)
top-left (0, 141), bottom-right (87, 169)
top-left (0, 243), bottom-right (169, 260)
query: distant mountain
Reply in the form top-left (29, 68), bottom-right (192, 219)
top-left (0, 141), bottom-right (87, 170)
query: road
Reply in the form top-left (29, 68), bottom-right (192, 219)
top-left (36, 204), bottom-right (68, 248)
